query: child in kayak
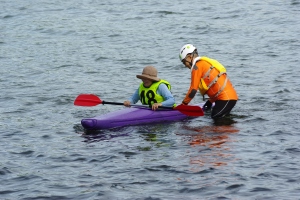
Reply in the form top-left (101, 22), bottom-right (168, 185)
top-left (124, 66), bottom-right (175, 111)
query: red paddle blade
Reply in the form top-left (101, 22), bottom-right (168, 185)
top-left (174, 104), bottom-right (204, 117)
top-left (74, 94), bottom-right (102, 106)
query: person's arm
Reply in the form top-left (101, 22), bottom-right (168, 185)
top-left (182, 67), bottom-right (202, 105)
top-left (124, 88), bottom-right (140, 107)
top-left (157, 83), bottom-right (175, 107)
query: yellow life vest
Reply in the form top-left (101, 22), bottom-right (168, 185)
top-left (138, 79), bottom-right (172, 106)
top-left (192, 56), bottom-right (227, 98)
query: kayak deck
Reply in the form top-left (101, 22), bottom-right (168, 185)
top-left (81, 104), bottom-right (204, 130)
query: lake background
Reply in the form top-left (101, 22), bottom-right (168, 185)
top-left (1, 0), bottom-right (300, 199)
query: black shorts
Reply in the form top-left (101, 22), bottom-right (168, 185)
top-left (211, 100), bottom-right (237, 119)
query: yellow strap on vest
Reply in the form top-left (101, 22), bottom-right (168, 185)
top-left (201, 56), bottom-right (226, 74)
top-left (199, 78), bottom-right (208, 96)
top-left (213, 76), bottom-right (228, 98)
top-left (192, 56), bottom-right (227, 100)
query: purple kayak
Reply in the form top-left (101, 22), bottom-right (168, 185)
top-left (81, 104), bottom-right (204, 130)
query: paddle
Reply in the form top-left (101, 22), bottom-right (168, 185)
top-left (74, 94), bottom-right (204, 117)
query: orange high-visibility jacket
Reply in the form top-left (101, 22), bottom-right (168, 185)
top-left (182, 58), bottom-right (238, 104)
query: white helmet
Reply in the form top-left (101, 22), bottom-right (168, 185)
top-left (179, 44), bottom-right (196, 61)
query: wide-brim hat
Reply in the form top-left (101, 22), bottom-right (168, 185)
top-left (136, 66), bottom-right (160, 82)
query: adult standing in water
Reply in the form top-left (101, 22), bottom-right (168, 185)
top-left (179, 44), bottom-right (238, 119)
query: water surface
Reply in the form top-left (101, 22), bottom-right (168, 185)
top-left (1, 0), bottom-right (300, 199)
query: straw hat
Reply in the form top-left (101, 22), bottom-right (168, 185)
top-left (136, 66), bottom-right (160, 82)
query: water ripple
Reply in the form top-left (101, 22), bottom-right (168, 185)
top-left (1, 0), bottom-right (300, 199)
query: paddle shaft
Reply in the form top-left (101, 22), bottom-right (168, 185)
top-left (74, 94), bottom-right (204, 116)
top-left (102, 101), bottom-right (173, 110)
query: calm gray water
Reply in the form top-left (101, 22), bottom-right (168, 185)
top-left (1, 0), bottom-right (300, 199)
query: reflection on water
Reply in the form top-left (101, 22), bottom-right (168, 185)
top-left (213, 116), bottom-right (237, 126)
top-left (203, 111), bottom-right (238, 126)
top-left (136, 125), bottom-right (173, 151)
top-left (73, 125), bottom-right (133, 143)
top-left (75, 124), bottom-right (173, 148)
top-left (139, 133), bottom-right (171, 150)
top-left (177, 124), bottom-right (239, 170)
top-left (81, 132), bottom-right (131, 143)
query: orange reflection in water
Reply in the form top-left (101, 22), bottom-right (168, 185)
top-left (188, 126), bottom-right (239, 147)
top-left (177, 125), bottom-right (239, 170)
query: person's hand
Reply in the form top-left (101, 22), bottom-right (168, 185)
top-left (202, 100), bottom-right (212, 111)
top-left (181, 101), bottom-right (188, 105)
top-left (124, 101), bottom-right (131, 107)
top-left (151, 103), bottom-right (162, 111)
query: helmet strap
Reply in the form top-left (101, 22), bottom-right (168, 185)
top-left (188, 52), bottom-right (195, 67)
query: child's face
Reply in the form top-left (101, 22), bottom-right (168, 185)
top-left (142, 78), bottom-right (153, 87)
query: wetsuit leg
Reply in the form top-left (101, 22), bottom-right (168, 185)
top-left (211, 100), bottom-right (237, 119)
